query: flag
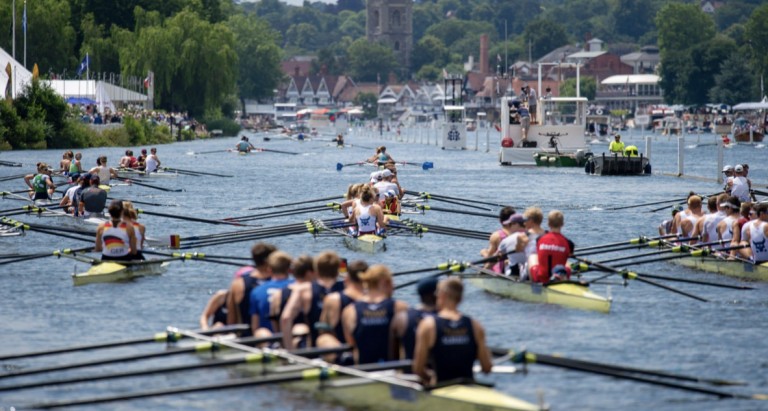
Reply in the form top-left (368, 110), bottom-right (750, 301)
top-left (5, 63), bottom-right (12, 102)
top-left (497, 54), bottom-right (501, 63)
top-left (76, 55), bottom-right (90, 77)
top-left (32, 63), bottom-right (39, 80)
top-left (143, 76), bottom-right (151, 89)
top-left (22, 2), bottom-right (27, 34)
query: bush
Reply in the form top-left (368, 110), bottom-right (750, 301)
top-left (204, 117), bottom-right (241, 137)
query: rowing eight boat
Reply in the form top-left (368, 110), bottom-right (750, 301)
top-left (672, 256), bottom-right (768, 282)
top-left (465, 269), bottom-right (611, 313)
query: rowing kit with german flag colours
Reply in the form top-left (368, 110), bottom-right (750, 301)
top-left (2, 138), bottom-right (767, 409)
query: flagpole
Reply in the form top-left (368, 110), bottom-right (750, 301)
top-left (23, 0), bottom-right (27, 68)
top-left (12, 0), bottom-right (16, 59)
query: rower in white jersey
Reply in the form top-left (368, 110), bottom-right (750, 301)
top-left (89, 155), bottom-right (118, 185)
top-left (350, 185), bottom-right (386, 236)
top-left (730, 165), bottom-right (752, 202)
top-left (340, 183), bottom-right (365, 219)
top-left (743, 203), bottom-right (768, 264)
top-left (676, 195), bottom-right (703, 240)
top-left (716, 196), bottom-right (741, 246)
top-left (373, 169), bottom-right (400, 201)
top-left (692, 194), bottom-right (726, 244)
top-left (145, 147), bottom-right (161, 173)
top-left (737, 203), bottom-right (757, 259)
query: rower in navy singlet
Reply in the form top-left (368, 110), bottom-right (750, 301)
top-left (271, 255), bottom-right (315, 346)
top-left (199, 289), bottom-right (228, 330)
top-left (341, 265), bottom-right (408, 365)
top-left (412, 278), bottom-right (492, 385)
top-left (225, 243), bottom-right (276, 337)
top-left (393, 277), bottom-right (437, 360)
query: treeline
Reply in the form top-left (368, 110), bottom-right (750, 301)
top-left (1, 0), bottom-right (767, 116)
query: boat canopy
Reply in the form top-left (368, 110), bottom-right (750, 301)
top-left (733, 97), bottom-right (768, 111)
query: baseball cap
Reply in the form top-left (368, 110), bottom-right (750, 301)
top-left (734, 164), bottom-right (743, 173)
top-left (380, 169), bottom-right (393, 178)
top-left (416, 277), bottom-right (438, 297)
top-left (672, 204), bottom-right (684, 216)
top-left (502, 213), bottom-right (527, 225)
top-left (722, 165), bottom-right (733, 172)
top-left (719, 196), bottom-right (741, 210)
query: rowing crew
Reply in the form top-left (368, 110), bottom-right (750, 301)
top-left (480, 207), bottom-right (574, 284)
top-left (337, 165), bottom-right (404, 237)
top-left (660, 192), bottom-right (768, 264)
top-left (94, 199), bottom-right (147, 261)
top-left (118, 148), bottom-right (162, 173)
top-left (235, 136), bottom-right (256, 153)
top-left (201, 244), bottom-right (490, 385)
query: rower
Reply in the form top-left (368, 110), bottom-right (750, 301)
top-left (730, 165), bottom-right (752, 202)
top-left (341, 264), bottom-right (408, 364)
top-left (677, 195), bottom-right (703, 240)
top-left (392, 276), bottom-right (437, 360)
top-left (199, 289), bottom-right (229, 331)
top-left (743, 203), bottom-right (768, 263)
top-left (479, 206), bottom-right (517, 272)
top-left (716, 196), bottom-right (741, 249)
top-left (271, 255), bottom-right (315, 347)
top-left (145, 148), bottom-right (161, 173)
top-left (368, 146), bottom-right (394, 165)
top-left (340, 183), bottom-right (364, 219)
top-left (373, 169), bottom-right (401, 215)
top-left (736, 203), bottom-right (756, 259)
top-left (659, 205), bottom-right (684, 236)
top-left (225, 242), bottom-right (277, 337)
top-left (59, 151), bottom-right (74, 176)
top-left (669, 191), bottom-right (699, 236)
top-left (334, 134), bottom-right (345, 147)
top-left (692, 195), bottom-right (724, 244)
top-left (315, 260), bottom-right (368, 363)
top-left (497, 213), bottom-right (529, 277)
top-left (609, 134), bottom-right (625, 155)
top-left (94, 200), bottom-right (137, 262)
top-left (79, 176), bottom-right (108, 218)
top-left (528, 210), bottom-right (575, 284)
top-left (522, 207), bottom-right (546, 279)
top-left (249, 251), bottom-right (294, 339)
top-left (235, 136), bottom-right (255, 153)
top-left (412, 277), bottom-right (492, 385)
top-left (280, 251), bottom-right (343, 349)
top-left (60, 174), bottom-right (84, 213)
top-left (119, 150), bottom-right (135, 168)
top-left (136, 149), bottom-right (147, 171)
top-left (122, 201), bottom-right (146, 260)
top-left (24, 163), bottom-right (55, 202)
top-left (350, 185), bottom-right (386, 237)
top-left (89, 155), bottom-right (118, 185)
top-left (69, 152), bottom-right (83, 180)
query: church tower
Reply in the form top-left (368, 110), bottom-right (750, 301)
top-left (366, 0), bottom-right (413, 75)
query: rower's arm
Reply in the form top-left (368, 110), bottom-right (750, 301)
top-left (23, 174), bottom-right (33, 189)
top-left (412, 316), bottom-right (436, 384)
top-left (94, 225), bottom-right (104, 252)
top-left (473, 319), bottom-right (493, 374)
top-left (341, 304), bottom-right (357, 353)
top-left (280, 288), bottom-right (302, 350)
top-left (320, 293), bottom-right (340, 329)
top-left (226, 279), bottom-right (243, 326)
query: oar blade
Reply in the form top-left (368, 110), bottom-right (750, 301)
top-left (336, 162), bottom-right (344, 171)
top-left (422, 162), bottom-right (434, 170)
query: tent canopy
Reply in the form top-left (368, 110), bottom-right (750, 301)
top-left (66, 97), bottom-right (97, 105)
top-left (732, 97), bottom-right (768, 111)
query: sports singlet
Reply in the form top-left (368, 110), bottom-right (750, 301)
top-left (432, 315), bottom-right (477, 382)
top-left (731, 177), bottom-right (750, 202)
top-left (32, 174), bottom-right (49, 194)
top-left (702, 212), bottom-right (725, 244)
top-left (306, 281), bottom-right (344, 345)
top-left (69, 161), bottom-right (80, 174)
top-left (356, 204), bottom-right (377, 234)
top-left (352, 299), bottom-right (395, 364)
top-left (212, 293), bottom-right (229, 326)
top-left (401, 307), bottom-right (435, 360)
top-left (335, 292), bottom-right (355, 342)
top-left (238, 276), bottom-right (263, 337)
top-left (491, 229), bottom-right (509, 273)
top-left (101, 220), bottom-right (131, 258)
top-left (145, 155), bottom-right (159, 173)
top-left (750, 222), bottom-right (768, 263)
top-left (719, 215), bottom-right (737, 242)
top-left (678, 213), bottom-right (699, 238)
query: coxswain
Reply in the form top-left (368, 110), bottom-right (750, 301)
top-left (609, 134), bottom-right (625, 155)
top-left (122, 201), bottom-right (146, 260)
top-left (271, 255), bottom-right (315, 347)
top-left (479, 206), bottom-right (517, 272)
top-left (315, 260), bottom-right (368, 363)
top-left (145, 148), bottom-right (161, 173)
top-left (722, 165), bottom-right (734, 193)
top-left (24, 163), bottom-right (55, 202)
top-left (79, 176), bottom-right (108, 218)
top-left (94, 200), bottom-right (137, 262)
top-left (742, 203), bottom-right (768, 263)
top-left (341, 264), bottom-right (408, 364)
top-left (528, 210), bottom-right (575, 283)
top-left (280, 251), bottom-right (343, 349)
top-left (249, 251), bottom-right (294, 338)
top-left (199, 289), bottom-right (229, 331)
top-left (350, 185), bottom-right (386, 236)
top-left (88, 155), bottom-right (117, 185)
top-left (225, 242), bottom-right (276, 337)
top-left (412, 277), bottom-right (492, 385)
top-left (235, 136), bottom-right (255, 153)
top-left (497, 213), bottom-right (529, 277)
top-left (392, 276), bottom-right (437, 360)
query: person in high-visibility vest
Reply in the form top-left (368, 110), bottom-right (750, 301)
top-left (609, 134), bottom-right (625, 155)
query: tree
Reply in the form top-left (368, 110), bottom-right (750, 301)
top-left (612, 0), bottom-right (657, 41)
top-left (522, 18), bottom-right (569, 61)
top-left (685, 35), bottom-right (737, 105)
top-left (24, 0), bottom-right (78, 75)
top-left (411, 35), bottom-right (449, 73)
top-left (346, 39), bottom-right (397, 82)
top-left (745, 4), bottom-right (768, 84)
top-left (312, 47), bottom-right (342, 75)
top-left (353, 92), bottom-right (378, 119)
top-left (285, 23), bottom-right (321, 51)
top-left (228, 14), bottom-right (283, 115)
top-left (656, 3), bottom-right (715, 59)
top-left (709, 53), bottom-right (755, 105)
top-left (559, 76), bottom-right (596, 101)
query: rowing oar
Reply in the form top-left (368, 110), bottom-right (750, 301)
top-left (162, 166), bottom-right (233, 178)
top-left (605, 192), bottom-right (721, 211)
top-left (26, 359), bottom-right (413, 409)
top-left (0, 159), bottom-right (23, 167)
top-left (225, 204), bottom-right (333, 223)
top-left (186, 149), bottom-right (230, 155)
top-left (508, 350), bottom-right (765, 399)
top-left (165, 220), bottom-right (325, 248)
top-left (247, 195), bottom-right (343, 211)
top-left (571, 256), bottom-right (709, 302)
top-left (142, 250), bottom-right (244, 267)
top-left (405, 195), bottom-right (492, 211)
top-left (394, 256), bottom-right (502, 290)
top-left (0, 332), bottom-right (288, 380)
top-left (336, 161), bottom-right (368, 171)
top-left (0, 173), bottom-right (28, 182)
top-left (415, 204), bottom-right (497, 218)
top-left (573, 235), bottom-right (701, 257)
top-left (405, 190), bottom-right (509, 208)
top-left (113, 177), bottom-right (183, 192)
top-left (253, 147), bottom-right (300, 155)
top-left (0, 325), bottom-right (249, 361)
top-left (605, 244), bottom-right (749, 268)
top-left (136, 208), bottom-right (249, 226)
top-left (108, 196), bottom-right (175, 207)
top-left (1, 343), bottom-right (349, 393)
top-left (0, 247), bottom-right (93, 266)
top-left (398, 161), bottom-right (434, 170)
top-left (574, 234), bottom-right (679, 253)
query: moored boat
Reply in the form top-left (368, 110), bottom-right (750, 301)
top-left (585, 152), bottom-right (651, 176)
top-left (71, 260), bottom-right (171, 286)
top-left (465, 271), bottom-right (611, 313)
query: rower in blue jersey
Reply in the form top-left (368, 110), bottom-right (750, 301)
top-left (280, 251), bottom-right (343, 350)
top-left (235, 136), bottom-right (255, 153)
top-left (225, 243), bottom-right (276, 337)
top-left (341, 265), bottom-right (408, 364)
top-left (393, 277), bottom-right (437, 360)
top-left (367, 146), bottom-right (394, 165)
top-left (413, 277), bottom-right (492, 384)
top-left (249, 251), bottom-right (294, 339)
top-left (270, 255), bottom-right (314, 345)
top-left (313, 260), bottom-right (368, 363)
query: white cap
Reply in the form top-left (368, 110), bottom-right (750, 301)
top-left (380, 169), bottom-right (393, 178)
top-left (722, 165), bottom-right (733, 172)
top-left (370, 170), bottom-right (381, 183)
top-left (734, 164), bottom-right (743, 173)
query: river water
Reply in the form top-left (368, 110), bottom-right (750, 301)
top-left (0, 127), bottom-right (766, 411)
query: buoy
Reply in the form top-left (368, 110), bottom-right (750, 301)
top-left (596, 109), bottom-right (604, 115)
